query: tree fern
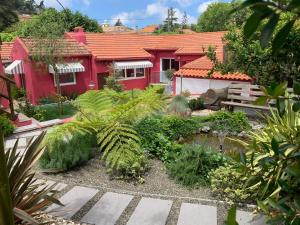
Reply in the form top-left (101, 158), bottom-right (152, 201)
top-left (43, 86), bottom-right (166, 179)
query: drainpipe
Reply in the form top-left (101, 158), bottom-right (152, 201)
top-left (180, 75), bottom-right (183, 94)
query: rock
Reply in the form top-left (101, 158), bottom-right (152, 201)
top-left (201, 126), bottom-right (211, 133)
top-left (212, 130), bottom-right (218, 136)
top-left (238, 131), bottom-right (247, 138)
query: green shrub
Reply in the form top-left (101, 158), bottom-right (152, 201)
top-left (18, 100), bottom-right (46, 121)
top-left (210, 165), bottom-right (256, 204)
top-left (105, 140), bottom-right (148, 181)
top-left (209, 111), bottom-right (251, 133)
top-left (188, 97), bottom-right (205, 111)
top-left (167, 95), bottom-right (190, 117)
top-left (166, 144), bottom-right (227, 187)
top-left (134, 115), bottom-right (198, 159)
top-left (39, 133), bottom-right (97, 171)
top-left (162, 115), bottom-right (198, 141)
top-left (0, 115), bottom-right (15, 137)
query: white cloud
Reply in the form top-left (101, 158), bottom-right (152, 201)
top-left (174, 0), bottom-right (195, 7)
top-left (111, 0), bottom-right (197, 27)
top-left (38, 0), bottom-right (90, 9)
top-left (197, 0), bottom-right (217, 13)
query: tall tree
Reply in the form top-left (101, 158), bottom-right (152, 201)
top-left (181, 11), bottom-right (189, 29)
top-left (0, 0), bottom-right (19, 32)
top-left (197, 2), bottom-right (249, 32)
top-left (162, 7), bottom-right (179, 32)
top-left (115, 18), bottom-right (123, 26)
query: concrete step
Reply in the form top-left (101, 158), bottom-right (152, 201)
top-left (237, 210), bottom-right (266, 225)
top-left (177, 203), bottom-right (217, 225)
top-left (81, 192), bottom-right (133, 225)
top-left (126, 197), bottom-right (173, 225)
top-left (46, 186), bottom-right (98, 220)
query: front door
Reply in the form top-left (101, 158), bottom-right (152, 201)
top-left (97, 73), bottom-right (109, 89)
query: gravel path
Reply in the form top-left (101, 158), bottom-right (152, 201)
top-left (35, 158), bottom-right (213, 200)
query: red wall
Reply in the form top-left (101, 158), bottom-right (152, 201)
top-left (12, 39), bottom-right (93, 105)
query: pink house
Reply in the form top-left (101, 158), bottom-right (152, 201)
top-left (4, 28), bottom-right (251, 105)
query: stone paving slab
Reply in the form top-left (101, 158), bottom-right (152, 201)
top-left (35, 180), bottom-right (67, 192)
top-left (5, 138), bottom-right (26, 149)
top-left (126, 197), bottom-right (173, 225)
top-left (81, 192), bottom-right (133, 225)
top-left (177, 203), bottom-right (217, 225)
top-left (237, 211), bottom-right (266, 225)
top-left (46, 186), bottom-right (98, 219)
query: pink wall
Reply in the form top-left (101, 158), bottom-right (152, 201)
top-left (12, 39), bottom-right (93, 105)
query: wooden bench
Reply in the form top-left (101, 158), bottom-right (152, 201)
top-left (221, 84), bottom-right (273, 111)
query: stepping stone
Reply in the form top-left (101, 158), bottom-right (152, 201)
top-left (35, 180), bottom-right (67, 192)
top-left (177, 203), bottom-right (217, 225)
top-left (126, 197), bottom-right (173, 225)
top-left (5, 138), bottom-right (26, 149)
top-left (237, 210), bottom-right (266, 225)
top-left (81, 192), bottom-right (133, 225)
top-left (46, 186), bottom-right (98, 219)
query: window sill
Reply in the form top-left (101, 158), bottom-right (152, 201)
top-left (54, 82), bottom-right (77, 87)
top-left (118, 76), bottom-right (145, 81)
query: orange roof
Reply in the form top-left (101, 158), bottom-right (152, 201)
top-left (175, 56), bottom-right (251, 81)
top-left (66, 31), bottom-right (225, 60)
top-left (174, 68), bottom-right (252, 81)
top-left (21, 38), bottom-right (91, 56)
top-left (139, 25), bottom-right (159, 33)
top-left (0, 42), bottom-right (13, 61)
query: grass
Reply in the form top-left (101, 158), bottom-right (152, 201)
top-left (36, 102), bottom-right (77, 121)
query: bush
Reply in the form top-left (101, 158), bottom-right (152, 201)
top-left (162, 115), bottom-right (198, 141)
top-left (166, 144), bottom-right (227, 187)
top-left (39, 133), bottom-right (97, 171)
top-left (210, 165), bottom-right (255, 204)
top-left (105, 140), bottom-right (148, 181)
top-left (18, 100), bottom-right (46, 121)
top-left (188, 97), bottom-right (205, 111)
top-left (0, 115), bottom-right (15, 137)
top-left (134, 115), bottom-right (198, 159)
top-left (209, 110), bottom-right (251, 134)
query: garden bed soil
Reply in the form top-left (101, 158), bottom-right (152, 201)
top-left (35, 158), bottom-right (213, 200)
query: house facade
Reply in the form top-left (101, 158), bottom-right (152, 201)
top-left (3, 28), bottom-right (252, 105)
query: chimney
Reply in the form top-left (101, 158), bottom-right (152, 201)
top-left (73, 26), bottom-right (87, 44)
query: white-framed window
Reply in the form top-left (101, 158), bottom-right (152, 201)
top-left (54, 72), bottom-right (76, 86)
top-left (161, 58), bottom-right (179, 71)
top-left (118, 68), bottom-right (145, 80)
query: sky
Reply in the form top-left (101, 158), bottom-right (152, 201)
top-left (40, 0), bottom-right (222, 29)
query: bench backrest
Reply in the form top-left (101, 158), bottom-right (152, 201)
top-left (227, 83), bottom-right (293, 103)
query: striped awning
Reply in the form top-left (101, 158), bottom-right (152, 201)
top-left (49, 62), bottom-right (85, 74)
top-left (5, 60), bottom-right (24, 74)
top-left (114, 60), bottom-right (153, 70)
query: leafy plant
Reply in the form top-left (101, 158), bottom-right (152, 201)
top-left (167, 95), bottom-right (190, 117)
top-left (39, 132), bottom-right (97, 172)
top-left (188, 97), bottom-right (205, 111)
top-left (224, 206), bottom-right (239, 225)
top-left (166, 144), bottom-right (227, 187)
top-left (209, 111), bottom-right (251, 134)
top-left (0, 131), bottom-right (61, 224)
top-left (210, 165), bottom-right (256, 204)
top-left (18, 100), bottom-right (46, 121)
top-left (45, 87), bottom-right (166, 179)
top-left (162, 115), bottom-right (198, 141)
top-left (236, 101), bottom-right (300, 224)
top-left (0, 115), bottom-right (15, 137)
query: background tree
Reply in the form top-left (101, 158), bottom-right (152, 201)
top-left (197, 2), bottom-right (249, 32)
top-left (115, 18), bottom-right (123, 26)
top-left (0, 0), bottom-right (19, 31)
top-left (181, 11), bottom-right (189, 29)
top-left (162, 7), bottom-right (179, 32)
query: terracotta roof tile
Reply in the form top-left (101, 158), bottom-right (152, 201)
top-left (174, 68), bottom-right (252, 81)
top-left (139, 25), bottom-right (159, 33)
top-left (21, 38), bottom-right (91, 56)
top-left (67, 31), bottom-right (225, 60)
top-left (182, 56), bottom-right (214, 70)
top-left (0, 42), bottom-right (13, 61)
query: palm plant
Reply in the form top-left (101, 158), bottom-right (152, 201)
top-left (167, 95), bottom-right (190, 117)
top-left (0, 131), bottom-right (62, 224)
top-left (44, 87), bottom-right (166, 178)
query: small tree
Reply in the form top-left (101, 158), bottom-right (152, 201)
top-left (115, 19), bottom-right (123, 26)
top-left (162, 7), bottom-right (179, 32)
top-left (181, 11), bottom-right (189, 29)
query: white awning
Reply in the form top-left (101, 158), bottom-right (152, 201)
top-left (49, 62), bottom-right (85, 74)
top-left (114, 60), bottom-right (153, 70)
top-left (5, 60), bottom-right (24, 74)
